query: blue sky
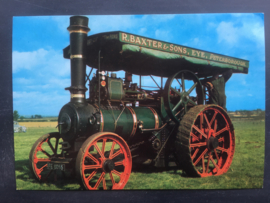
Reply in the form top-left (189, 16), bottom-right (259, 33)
top-left (12, 14), bottom-right (265, 116)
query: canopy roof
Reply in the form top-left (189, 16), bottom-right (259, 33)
top-left (63, 31), bottom-right (249, 78)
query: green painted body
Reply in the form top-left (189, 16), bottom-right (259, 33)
top-left (108, 78), bottom-right (125, 100)
top-left (100, 106), bottom-right (161, 141)
top-left (133, 107), bottom-right (162, 129)
top-left (101, 108), bottom-right (133, 141)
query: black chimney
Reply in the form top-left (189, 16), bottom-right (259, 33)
top-left (65, 16), bottom-right (90, 103)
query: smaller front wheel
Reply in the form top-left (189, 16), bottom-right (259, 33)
top-left (29, 132), bottom-right (62, 182)
top-left (76, 132), bottom-right (132, 190)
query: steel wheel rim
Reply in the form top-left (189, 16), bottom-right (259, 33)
top-left (78, 133), bottom-right (132, 190)
top-left (190, 106), bottom-right (235, 177)
top-left (29, 133), bottom-right (62, 181)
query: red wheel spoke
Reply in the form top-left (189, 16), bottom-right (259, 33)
top-left (216, 146), bottom-right (229, 153)
top-left (112, 169), bottom-right (122, 177)
top-left (38, 163), bottom-right (48, 174)
top-left (86, 153), bottom-right (100, 164)
top-left (214, 149), bottom-right (220, 163)
top-left (209, 111), bottom-right (218, 127)
top-left (190, 142), bottom-right (207, 148)
top-left (94, 172), bottom-right (105, 189)
top-left (84, 164), bottom-right (102, 170)
top-left (86, 170), bottom-right (97, 182)
top-left (210, 155), bottom-right (219, 171)
top-left (109, 172), bottom-right (116, 186)
top-left (203, 113), bottom-right (211, 130)
top-left (194, 148), bottom-right (208, 166)
top-left (187, 82), bottom-right (197, 95)
top-left (191, 148), bottom-right (199, 160)
top-left (200, 113), bottom-right (203, 130)
top-left (214, 119), bottom-right (217, 133)
top-left (192, 125), bottom-right (207, 139)
top-left (114, 160), bottom-right (124, 166)
top-left (109, 141), bottom-right (116, 158)
top-left (110, 149), bottom-right (123, 160)
top-left (102, 139), bottom-right (107, 156)
top-left (191, 132), bottom-right (200, 141)
top-left (94, 143), bottom-right (105, 159)
top-left (218, 137), bottom-right (224, 142)
top-left (103, 177), bottom-right (107, 190)
top-left (216, 126), bottom-right (228, 136)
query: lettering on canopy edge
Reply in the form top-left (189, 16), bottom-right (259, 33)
top-left (119, 32), bottom-right (248, 68)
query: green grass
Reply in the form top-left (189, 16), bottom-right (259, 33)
top-left (14, 120), bottom-right (265, 190)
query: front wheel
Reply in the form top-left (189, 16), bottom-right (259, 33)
top-left (29, 132), bottom-right (62, 181)
top-left (76, 132), bottom-right (132, 190)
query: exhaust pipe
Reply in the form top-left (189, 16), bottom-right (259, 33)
top-left (65, 16), bottom-right (90, 103)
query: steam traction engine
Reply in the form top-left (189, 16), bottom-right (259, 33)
top-left (29, 16), bottom-right (249, 190)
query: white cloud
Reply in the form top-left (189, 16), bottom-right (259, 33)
top-left (192, 38), bottom-right (200, 45)
top-left (48, 78), bottom-right (70, 90)
top-left (216, 14), bottom-right (265, 48)
top-left (13, 48), bottom-right (71, 114)
top-left (155, 29), bottom-right (170, 41)
top-left (49, 14), bottom-right (176, 37)
top-left (217, 22), bottom-right (238, 44)
top-left (139, 28), bottom-right (147, 35)
top-left (13, 49), bottom-right (49, 73)
top-left (12, 49), bottom-right (70, 77)
top-left (245, 22), bottom-right (264, 46)
top-left (49, 16), bottom-right (69, 33)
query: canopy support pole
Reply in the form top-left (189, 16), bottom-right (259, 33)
top-left (150, 75), bottom-right (161, 90)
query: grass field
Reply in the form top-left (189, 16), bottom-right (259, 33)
top-left (14, 120), bottom-right (265, 190)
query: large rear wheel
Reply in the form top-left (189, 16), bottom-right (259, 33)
top-left (76, 132), bottom-right (132, 190)
top-left (175, 105), bottom-right (235, 177)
